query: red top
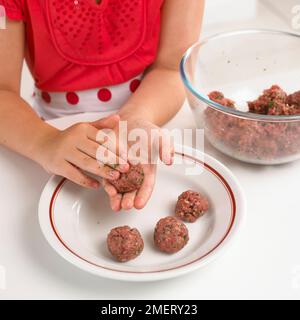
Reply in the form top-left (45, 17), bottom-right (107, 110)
top-left (0, 0), bottom-right (164, 91)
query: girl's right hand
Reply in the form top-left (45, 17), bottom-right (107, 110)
top-left (34, 115), bottom-right (129, 189)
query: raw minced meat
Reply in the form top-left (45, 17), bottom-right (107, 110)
top-left (248, 85), bottom-right (293, 116)
top-left (107, 226), bottom-right (144, 262)
top-left (205, 86), bottom-right (300, 161)
top-left (287, 91), bottom-right (300, 113)
top-left (175, 190), bottom-right (209, 223)
top-left (154, 217), bottom-right (189, 254)
top-left (208, 91), bottom-right (235, 108)
top-left (109, 163), bottom-right (144, 193)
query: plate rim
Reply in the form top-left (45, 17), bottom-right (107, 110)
top-left (38, 145), bottom-right (246, 282)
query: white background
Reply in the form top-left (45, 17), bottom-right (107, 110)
top-left (1, 0), bottom-right (300, 300)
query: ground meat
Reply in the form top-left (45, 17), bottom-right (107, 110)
top-left (109, 164), bottom-right (144, 193)
top-left (287, 91), bottom-right (300, 114)
top-left (208, 91), bottom-right (236, 108)
top-left (248, 85), bottom-right (290, 115)
top-left (107, 226), bottom-right (144, 262)
top-left (175, 190), bottom-right (209, 223)
top-left (205, 86), bottom-right (300, 162)
top-left (154, 217), bottom-right (189, 254)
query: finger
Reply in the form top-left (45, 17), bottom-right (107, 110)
top-left (60, 162), bottom-right (100, 189)
top-left (77, 139), bottom-right (129, 173)
top-left (85, 124), bottom-right (113, 147)
top-left (134, 165), bottom-right (156, 209)
top-left (110, 193), bottom-right (123, 212)
top-left (170, 143), bottom-right (175, 164)
top-left (96, 144), bottom-right (129, 172)
top-left (121, 190), bottom-right (137, 211)
top-left (102, 179), bottom-right (118, 197)
top-left (89, 116), bottom-right (120, 147)
top-left (86, 124), bottom-right (105, 143)
top-left (159, 130), bottom-right (174, 166)
top-left (86, 125), bottom-right (129, 169)
top-left (65, 151), bottom-right (120, 180)
top-left (95, 129), bottom-right (129, 166)
top-left (168, 135), bottom-right (175, 165)
top-left (90, 114), bottom-right (120, 130)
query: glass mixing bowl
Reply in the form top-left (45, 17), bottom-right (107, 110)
top-left (180, 29), bottom-right (300, 165)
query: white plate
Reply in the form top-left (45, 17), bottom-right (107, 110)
top-left (38, 143), bottom-right (246, 282)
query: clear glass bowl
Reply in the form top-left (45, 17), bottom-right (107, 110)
top-left (180, 29), bottom-right (300, 165)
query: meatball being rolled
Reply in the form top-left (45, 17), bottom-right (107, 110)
top-left (154, 217), bottom-right (189, 254)
top-left (175, 190), bottom-right (209, 223)
top-left (107, 226), bottom-right (144, 262)
top-left (110, 163), bottom-right (144, 193)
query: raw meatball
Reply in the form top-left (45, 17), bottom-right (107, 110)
top-left (175, 190), bottom-right (209, 223)
top-left (107, 226), bottom-right (144, 262)
top-left (110, 164), bottom-right (144, 193)
top-left (154, 217), bottom-right (189, 254)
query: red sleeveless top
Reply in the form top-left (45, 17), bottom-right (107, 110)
top-left (0, 0), bottom-right (164, 91)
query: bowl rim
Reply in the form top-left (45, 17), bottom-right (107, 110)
top-left (180, 29), bottom-right (300, 122)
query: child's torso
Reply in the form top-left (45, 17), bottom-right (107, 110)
top-left (19, 0), bottom-right (164, 91)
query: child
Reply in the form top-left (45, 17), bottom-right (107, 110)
top-left (0, 0), bottom-right (204, 211)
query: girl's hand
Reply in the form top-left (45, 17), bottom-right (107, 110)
top-left (35, 115), bottom-right (129, 189)
top-left (102, 117), bottom-right (174, 211)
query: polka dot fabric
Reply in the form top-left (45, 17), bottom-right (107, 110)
top-left (97, 88), bottom-right (112, 102)
top-left (41, 91), bottom-right (51, 104)
top-left (47, 0), bottom-right (146, 65)
top-left (130, 79), bottom-right (141, 92)
top-left (32, 75), bottom-right (143, 120)
top-left (66, 92), bottom-right (80, 105)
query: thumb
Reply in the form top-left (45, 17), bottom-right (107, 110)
top-left (90, 114), bottom-right (120, 129)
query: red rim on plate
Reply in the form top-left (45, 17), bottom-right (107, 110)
top-left (48, 152), bottom-right (237, 274)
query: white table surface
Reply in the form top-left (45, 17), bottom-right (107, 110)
top-left (1, 0), bottom-right (300, 300)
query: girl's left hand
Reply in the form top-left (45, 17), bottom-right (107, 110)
top-left (101, 117), bottom-right (174, 211)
